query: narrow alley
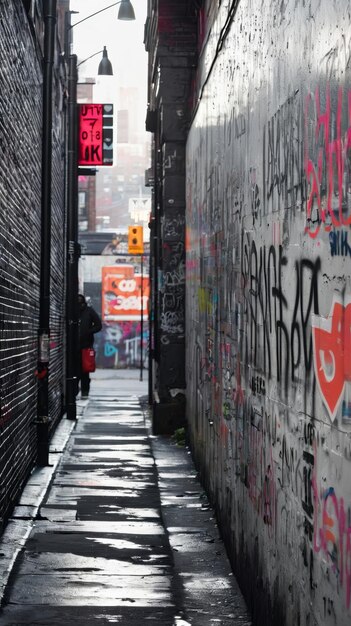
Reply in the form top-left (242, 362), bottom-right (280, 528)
top-left (1, 2), bottom-right (351, 624)
top-left (0, 372), bottom-right (251, 625)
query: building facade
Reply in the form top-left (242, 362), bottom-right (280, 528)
top-left (0, 0), bottom-right (68, 529)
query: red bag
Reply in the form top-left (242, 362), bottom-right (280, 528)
top-left (81, 348), bottom-right (96, 373)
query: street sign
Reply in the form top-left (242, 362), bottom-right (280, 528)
top-left (78, 103), bottom-right (113, 166)
top-left (128, 197), bottom-right (151, 222)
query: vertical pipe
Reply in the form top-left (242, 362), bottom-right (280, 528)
top-left (66, 54), bottom-right (79, 420)
top-left (37, 0), bottom-right (57, 466)
top-left (140, 253), bottom-right (144, 381)
top-left (148, 240), bottom-right (152, 403)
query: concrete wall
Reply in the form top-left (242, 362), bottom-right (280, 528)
top-left (185, 1), bottom-right (351, 624)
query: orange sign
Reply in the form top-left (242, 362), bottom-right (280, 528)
top-left (102, 266), bottom-right (149, 321)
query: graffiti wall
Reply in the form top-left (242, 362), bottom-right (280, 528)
top-left (186, 1), bottom-right (351, 624)
top-left (82, 260), bottom-right (149, 369)
top-left (94, 319), bottom-right (149, 369)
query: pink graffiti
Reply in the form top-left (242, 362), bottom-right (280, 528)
top-left (121, 321), bottom-right (138, 339)
top-left (312, 447), bottom-right (351, 609)
top-left (305, 84), bottom-right (351, 238)
top-left (312, 295), bottom-right (351, 421)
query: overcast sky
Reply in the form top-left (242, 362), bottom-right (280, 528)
top-left (69, 0), bottom-right (148, 93)
top-left (69, 0), bottom-right (149, 146)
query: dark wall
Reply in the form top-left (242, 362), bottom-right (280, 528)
top-left (0, 1), bottom-right (66, 528)
top-left (0, 1), bottom-right (43, 526)
top-left (145, 0), bottom-right (197, 429)
top-left (49, 44), bottom-right (67, 433)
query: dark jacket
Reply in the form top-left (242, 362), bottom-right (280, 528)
top-left (79, 305), bottom-right (102, 349)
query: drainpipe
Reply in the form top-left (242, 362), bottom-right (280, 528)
top-left (37, 0), bottom-right (57, 466)
top-left (66, 53), bottom-right (79, 421)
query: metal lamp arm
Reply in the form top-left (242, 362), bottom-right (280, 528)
top-left (77, 50), bottom-right (103, 67)
top-left (69, 1), bottom-right (121, 30)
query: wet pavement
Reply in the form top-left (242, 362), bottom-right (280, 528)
top-left (0, 371), bottom-right (251, 625)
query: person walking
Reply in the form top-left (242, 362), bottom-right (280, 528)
top-left (78, 294), bottom-right (102, 397)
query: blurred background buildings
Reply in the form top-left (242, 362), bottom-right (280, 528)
top-left (72, 0), bottom-right (151, 234)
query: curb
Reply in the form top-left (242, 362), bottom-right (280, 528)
top-left (0, 399), bottom-right (88, 605)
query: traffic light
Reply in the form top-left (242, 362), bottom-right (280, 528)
top-left (128, 225), bottom-right (144, 254)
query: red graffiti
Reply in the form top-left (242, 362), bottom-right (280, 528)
top-left (312, 447), bottom-right (351, 609)
top-left (220, 419), bottom-right (229, 444)
top-left (305, 84), bottom-right (351, 238)
top-left (247, 426), bottom-right (277, 537)
top-left (312, 295), bottom-right (351, 421)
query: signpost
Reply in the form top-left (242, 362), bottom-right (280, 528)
top-left (128, 226), bottom-right (144, 380)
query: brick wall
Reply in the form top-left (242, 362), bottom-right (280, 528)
top-left (0, 0), bottom-right (67, 527)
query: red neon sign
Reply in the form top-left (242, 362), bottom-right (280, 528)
top-left (78, 104), bottom-right (113, 166)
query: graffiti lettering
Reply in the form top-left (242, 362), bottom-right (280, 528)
top-left (251, 375), bottom-right (266, 396)
top-left (163, 214), bottom-right (185, 240)
top-left (329, 229), bottom-right (351, 257)
top-left (313, 449), bottom-right (351, 610)
top-left (241, 234), bottom-right (320, 401)
top-left (263, 91), bottom-right (304, 215)
top-left (164, 263), bottom-right (185, 287)
top-left (160, 310), bottom-right (184, 335)
top-left (305, 84), bottom-right (351, 238)
top-left (110, 295), bottom-right (148, 312)
top-left (163, 241), bottom-right (185, 269)
top-left (118, 279), bottom-right (137, 292)
top-left (247, 420), bottom-right (277, 536)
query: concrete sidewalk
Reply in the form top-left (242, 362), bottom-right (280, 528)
top-left (0, 371), bottom-right (251, 625)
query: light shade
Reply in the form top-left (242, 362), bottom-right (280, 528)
top-left (98, 47), bottom-right (113, 75)
top-left (117, 0), bottom-right (135, 21)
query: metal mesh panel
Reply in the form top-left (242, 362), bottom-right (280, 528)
top-left (0, 1), bottom-right (42, 525)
